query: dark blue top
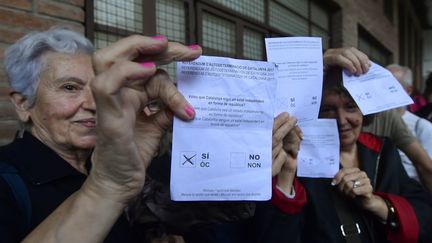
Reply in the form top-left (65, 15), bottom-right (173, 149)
top-left (0, 131), bottom-right (138, 242)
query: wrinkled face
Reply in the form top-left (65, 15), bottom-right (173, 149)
top-left (319, 90), bottom-right (363, 150)
top-left (26, 52), bottom-right (96, 151)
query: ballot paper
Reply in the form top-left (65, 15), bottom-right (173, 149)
top-left (265, 37), bottom-right (323, 121)
top-left (297, 119), bottom-right (340, 178)
top-left (342, 62), bottom-right (413, 115)
top-left (171, 56), bottom-right (276, 201)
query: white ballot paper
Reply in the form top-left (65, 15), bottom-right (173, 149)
top-left (342, 62), bottom-right (413, 115)
top-left (265, 37), bottom-right (323, 121)
top-left (297, 119), bottom-right (340, 178)
top-left (171, 56), bottom-right (276, 201)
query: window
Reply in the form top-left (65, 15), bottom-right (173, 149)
top-left (398, 1), bottom-right (423, 88)
top-left (91, 0), bottom-right (333, 76)
top-left (383, 0), bottom-right (394, 23)
top-left (93, 0), bottom-right (145, 48)
top-left (243, 28), bottom-right (265, 60)
top-left (209, 0), bottom-right (265, 23)
top-left (268, 0), bottom-right (331, 49)
top-left (201, 11), bottom-right (236, 56)
top-left (358, 27), bottom-right (392, 66)
top-left (156, 0), bottom-right (188, 77)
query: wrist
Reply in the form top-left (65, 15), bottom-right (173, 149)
top-left (276, 171), bottom-right (296, 195)
top-left (382, 198), bottom-right (399, 230)
top-left (363, 195), bottom-right (388, 221)
top-left (82, 173), bottom-right (139, 206)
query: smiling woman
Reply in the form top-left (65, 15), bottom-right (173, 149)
top-left (318, 72), bottom-right (363, 152)
top-left (22, 53), bottom-right (96, 168)
top-left (291, 48), bottom-right (432, 243)
top-left (26, 53), bottom-right (96, 158)
top-left (0, 27), bottom-right (203, 243)
top-left (6, 30), bottom-right (96, 174)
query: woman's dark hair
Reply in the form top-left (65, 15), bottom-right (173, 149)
top-left (322, 67), bottom-right (374, 126)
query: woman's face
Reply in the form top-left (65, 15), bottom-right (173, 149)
top-left (319, 89), bottom-right (363, 150)
top-left (26, 52), bottom-right (96, 151)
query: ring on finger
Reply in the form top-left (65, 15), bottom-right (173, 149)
top-left (352, 180), bottom-right (361, 189)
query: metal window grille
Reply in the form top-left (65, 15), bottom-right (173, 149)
top-left (94, 0), bottom-right (143, 33)
top-left (243, 28), bottom-right (264, 60)
top-left (93, 0), bottom-right (144, 49)
top-left (156, 0), bottom-right (187, 79)
top-left (277, 0), bottom-right (308, 17)
top-left (94, 31), bottom-right (123, 48)
top-left (202, 12), bottom-right (236, 56)
top-left (209, 0), bottom-right (265, 23)
top-left (269, 0), bottom-right (308, 36)
top-left (156, 0), bottom-right (186, 43)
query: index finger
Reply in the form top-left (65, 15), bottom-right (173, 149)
top-left (93, 35), bottom-right (169, 74)
top-left (332, 167), bottom-right (361, 185)
top-left (145, 70), bottom-right (195, 121)
top-left (136, 42), bottom-right (203, 65)
top-left (93, 35), bottom-right (202, 74)
top-left (351, 48), bottom-right (370, 74)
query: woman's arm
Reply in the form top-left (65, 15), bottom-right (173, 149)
top-left (22, 35), bottom-right (202, 243)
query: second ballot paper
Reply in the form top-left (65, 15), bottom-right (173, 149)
top-left (171, 56), bottom-right (276, 201)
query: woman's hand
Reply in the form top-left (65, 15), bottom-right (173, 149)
top-left (323, 47), bottom-right (370, 76)
top-left (86, 35), bottom-right (202, 204)
top-left (332, 167), bottom-right (388, 220)
top-left (272, 112), bottom-right (302, 194)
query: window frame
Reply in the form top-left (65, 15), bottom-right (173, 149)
top-left (87, 0), bottom-right (335, 57)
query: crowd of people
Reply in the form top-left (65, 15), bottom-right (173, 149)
top-left (0, 27), bottom-right (432, 243)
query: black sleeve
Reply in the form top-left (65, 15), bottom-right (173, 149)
top-left (0, 177), bottom-right (27, 243)
top-left (380, 139), bottom-right (432, 243)
top-left (248, 201), bottom-right (302, 243)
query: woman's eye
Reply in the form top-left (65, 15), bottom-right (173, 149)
top-left (320, 107), bottom-right (332, 113)
top-left (346, 103), bottom-right (359, 111)
top-left (62, 84), bottom-right (78, 91)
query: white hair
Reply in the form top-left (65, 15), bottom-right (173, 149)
top-left (386, 63), bottom-right (413, 86)
top-left (4, 27), bottom-right (94, 106)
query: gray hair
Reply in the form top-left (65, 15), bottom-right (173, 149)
top-left (4, 27), bottom-right (95, 106)
top-left (386, 63), bottom-right (413, 86)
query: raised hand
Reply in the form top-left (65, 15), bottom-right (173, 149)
top-left (272, 112), bottom-right (302, 193)
top-left (323, 47), bottom-right (370, 76)
top-left (86, 35), bottom-right (202, 203)
top-left (332, 167), bottom-right (388, 220)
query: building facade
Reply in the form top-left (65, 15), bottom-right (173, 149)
top-left (0, 0), bottom-right (425, 144)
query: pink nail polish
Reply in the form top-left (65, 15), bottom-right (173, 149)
top-left (184, 105), bottom-right (195, 118)
top-left (151, 35), bottom-right (166, 41)
top-left (140, 62), bottom-right (155, 68)
top-left (187, 44), bottom-right (201, 50)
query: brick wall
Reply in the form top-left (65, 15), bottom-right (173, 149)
top-left (0, 0), bottom-right (85, 145)
top-left (332, 0), bottom-right (399, 60)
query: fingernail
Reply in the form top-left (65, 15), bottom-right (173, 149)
top-left (184, 105), bottom-right (195, 118)
top-left (187, 44), bottom-right (201, 50)
top-left (140, 62), bottom-right (155, 68)
top-left (151, 35), bottom-right (166, 41)
top-left (299, 132), bottom-right (304, 140)
top-left (331, 180), bottom-right (336, 186)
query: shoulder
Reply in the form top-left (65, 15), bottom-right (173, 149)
top-left (0, 163), bottom-right (25, 242)
top-left (417, 117), bottom-right (432, 130)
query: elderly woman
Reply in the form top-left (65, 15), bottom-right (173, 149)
top-left (0, 28), bottom-right (202, 242)
top-left (276, 48), bottom-right (432, 243)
